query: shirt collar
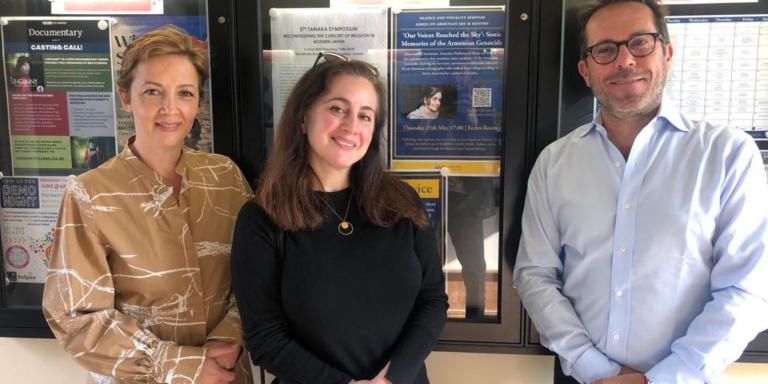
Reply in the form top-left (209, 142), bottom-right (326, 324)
top-left (120, 136), bottom-right (190, 182)
top-left (577, 92), bottom-right (688, 138)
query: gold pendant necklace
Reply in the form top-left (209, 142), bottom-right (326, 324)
top-left (319, 192), bottom-right (354, 236)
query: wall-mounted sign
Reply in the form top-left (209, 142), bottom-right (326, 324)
top-left (390, 7), bottom-right (505, 176)
top-left (2, 17), bottom-right (117, 176)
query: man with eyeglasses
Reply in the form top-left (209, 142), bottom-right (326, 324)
top-left (513, 1), bottom-right (768, 384)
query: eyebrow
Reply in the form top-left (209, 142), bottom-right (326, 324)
top-left (140, 81), bottom-right (197, 88)
top-left (591, 31), bottom-right (659, 45)
top-left (323, 96), bottom-right (376, 112)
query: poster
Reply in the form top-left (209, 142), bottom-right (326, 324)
top-left (111, 16), bottom-right (212, 152)
top-left (391, 8), bottom-right (504, 176)
top-left (269, 7), bottom-right (388, 130)
top-left (1, 176), bottom-right (68, 283)
top-left (2, 18), bottom-right (116, 176)
top-left (400, 172), bottom-right (446, 263)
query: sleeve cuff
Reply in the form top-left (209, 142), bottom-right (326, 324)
top-left (207, 317), bottom-right (243, 345)
top-left (646, 353), bottom-right (707, 384)
top-left (567, 346), bottom-right (621, 384)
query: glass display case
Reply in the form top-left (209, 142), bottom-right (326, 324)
top-left (1, 0), bottom-right (766, 367)
top-left (0, 0), bottom-right (240, 337)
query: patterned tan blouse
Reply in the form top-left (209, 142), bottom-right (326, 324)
top-left (42, 141), bottom-right (254, 384)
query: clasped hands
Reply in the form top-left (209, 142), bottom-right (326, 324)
top-left (593, 365), bottom-right (648, 384)
top-left (201, 340), bottom-right (241, 384)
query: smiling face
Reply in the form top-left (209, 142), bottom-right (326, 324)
top-left (304, 74), bottom-right (377, 183)
top-left (577, 2), bottom-right (673, 120)
top-left (425, 92), bottom-right (442, 112)
top-left (118, 54), bottom-right (200, 155)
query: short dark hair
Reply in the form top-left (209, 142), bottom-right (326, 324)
top-left (578, 0), bottom-right (669, 58)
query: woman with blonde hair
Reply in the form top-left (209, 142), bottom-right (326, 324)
top-left (43, 25), bottom-right (253, 384)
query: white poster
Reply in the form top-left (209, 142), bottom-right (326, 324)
top-left (269, 7), bottom-right (388, 129)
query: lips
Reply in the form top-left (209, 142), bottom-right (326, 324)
top-left (611, 77), bottom-right (645, 85)
top-left (332, 136), bottom-right (357, 149)
top-left (155, 122), bottom-right (182, 132)
top-left (607, 69), bottom-right (650, 86)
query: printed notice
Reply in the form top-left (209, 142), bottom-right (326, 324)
top-left (269, 7), bottom-right (387, 131)
top-left (1, 176), bottom-right (68, 283)
top-left (2, 18), bottom-right (116, 176)
top-left (391, 8), bottom-right (505, 176)
top-left (400, 172), bottom-right (446, 263)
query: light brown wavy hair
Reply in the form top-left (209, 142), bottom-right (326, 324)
top-left (116, 25), bottom-right (208, 99)
top-left (257, 58), bottom-right (427, 231)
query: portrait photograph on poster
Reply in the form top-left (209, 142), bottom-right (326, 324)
top-left (69, 136), bottom-right (115, 171)
top-left (403, 84), bottom-right (457, 120)
top-left (5, 53), bottom-right (45, 93)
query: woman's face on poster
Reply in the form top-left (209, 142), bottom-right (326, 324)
top-left (19, 61), bottom-right (30, 75)
top-left (425, 92), bottom-right (442, 112)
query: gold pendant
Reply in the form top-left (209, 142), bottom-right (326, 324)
top-left (338, 221), bottom-right (353, 236)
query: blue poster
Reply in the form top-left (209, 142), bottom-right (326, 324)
top-left (392, 8), bottom-right (504, 168)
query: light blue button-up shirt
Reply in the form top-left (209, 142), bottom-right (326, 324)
top-left (513, 98), bottom-right (768, 384)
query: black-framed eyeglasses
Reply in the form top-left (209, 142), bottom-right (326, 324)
top-left (583, 33), bottom-right (663, 65)
top-left (312, 51), bottom-right (380, 77)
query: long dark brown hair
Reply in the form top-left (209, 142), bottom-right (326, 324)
top-left (257, 58), bottom-right (427, 231)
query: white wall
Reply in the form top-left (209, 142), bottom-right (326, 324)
top-left (2, 338), bottom-right (768, 383)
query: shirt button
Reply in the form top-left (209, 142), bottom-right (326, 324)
top-left (616, 290), bottom-right (623, 297)
top-left (623, 202), bottom-right (631, 209)
top-left (614, 161), bottom-right (621, 168)
top-left (618, 246), bottom-right (627, 253)
top-left (612, 333), bottom-right (621, 341)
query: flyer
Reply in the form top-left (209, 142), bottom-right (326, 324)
top-left (2, 18), bottom-right (116, 176)
top-left (111, 16), bottom-right (212, 152)
top-left (391, 8), bottom-right (505, 176)
top-left (269, 7), bottom-right (388, 130)
top-left (400, 172), bottom-right (446, 263)
top-left (1, 176), bottom-right (68, 284)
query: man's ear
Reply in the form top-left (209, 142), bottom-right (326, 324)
top-left (663, 41), bottom-right (674, 69)
top-left (117, 87), bottom-right (132, 113)
top-left (578, 59), bottom-right (592, 88)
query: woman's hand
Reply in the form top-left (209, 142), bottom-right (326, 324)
top-left (201, 341), bottom-right (240, 384)
top-left (204, 340), bottom-right (241, 370)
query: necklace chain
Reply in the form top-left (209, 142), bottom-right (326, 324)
top-left (318, 191), bottom-right (354, 236)
top-left (312, 172), bottom-right (354, 235)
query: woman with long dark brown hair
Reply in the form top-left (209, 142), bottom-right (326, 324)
top-left (231, 52), bottom-right (448, 384)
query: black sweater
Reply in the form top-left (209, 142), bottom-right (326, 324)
top-left (231, 189), bottom-right (448, 384)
